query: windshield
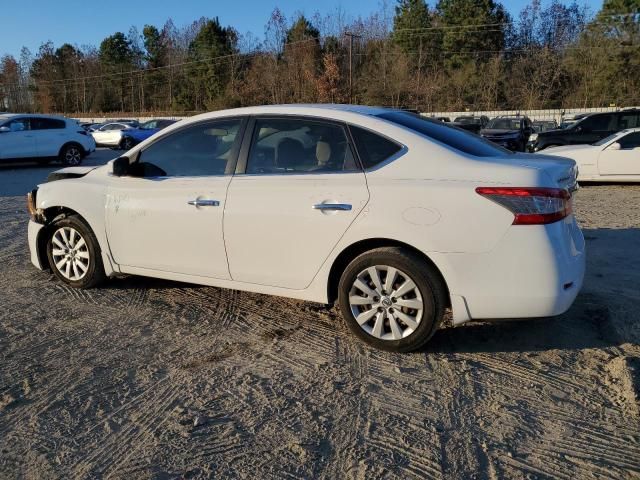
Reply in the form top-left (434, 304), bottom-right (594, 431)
top-left (486, 118), bottom-right (521, 130)
top-left (378, 111), bottom-right (512, 157)
top-left (140, 120), bottom-right (158, 130)
top-left (592, 131), bottom-right (623, 146)
top-left (454, 117), bottom-right (479, 124)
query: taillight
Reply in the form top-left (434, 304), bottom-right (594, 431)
top-left (476, 187), bottom-right (572, 225)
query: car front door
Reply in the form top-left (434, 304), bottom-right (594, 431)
top-left (105, 118), bottom-right (246, 279)
top-left (0, 118), bottom-right (37, 159)
top-left (223, 116), bottom-right (370, 290)
top-left (573, 114), bottom-right (616, 144)
top-left (598, 132), bottom-right (640, 176)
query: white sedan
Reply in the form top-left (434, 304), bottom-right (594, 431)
top-left (91, 122), bottom-right (134, 148)
top-left (541, 128), bottom-right (640, 181)
top-left (26, 105), bottom-right (585, 352)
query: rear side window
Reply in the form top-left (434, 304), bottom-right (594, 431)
top-left (31, 118), bottom-right (66, 130)
top-left (618, 113), bottom-right (639, 130)
top-left (349, 126), bottom-right (402, 169)
top-left (245, 118), bottom-right (359, 174)
top-left (378, 111), bottom-right (511, 157)
top-left (579, 114), bottom-right (615, 131)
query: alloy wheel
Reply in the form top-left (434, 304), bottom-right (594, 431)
top-left (348, 265), bottom-right (424, 341)
top-left (65, 147), bottom-right (82, 165)
top-left (51, 226), bottom-right (90, 281)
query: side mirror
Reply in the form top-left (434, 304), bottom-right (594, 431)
top-left (0, 126), bottom-right (10, 133)
top-left (608, 142), bottom-right (621, 151)
top-left (112, 156), bottom-right (130, 176)
top-left (574, 126), bottom-right (582, 133)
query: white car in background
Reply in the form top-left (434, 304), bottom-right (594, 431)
top-left (91, 122), bottom-right (135, 148)
top-left (26, 105), bottom-right (585, 352)
top-left (541, 128), bottom-right (640, 181)
top-left (0, 114), bottom-right (95, 165)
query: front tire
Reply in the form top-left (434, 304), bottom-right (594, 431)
top-left (46, 215), bottom-right (106, 288)
top-left (60, 144), bottom-right (83, 166)
top-left (338, 247), bottom-right (446, 352)
top-left (120, 136), bottom-right (134, 150)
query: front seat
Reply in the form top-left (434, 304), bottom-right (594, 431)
top-left (276, 138), bottom-right (305, 171)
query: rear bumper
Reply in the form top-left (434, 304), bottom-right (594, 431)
top-left (443, 215), bottom-right (585, 321)
top-left (28, 220), bottom-right (45, 270)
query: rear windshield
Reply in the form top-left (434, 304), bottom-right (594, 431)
top-left (377, 112), bottom-right (511, 157)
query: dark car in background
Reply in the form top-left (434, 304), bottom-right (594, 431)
top-left (533, 120), bottom-right (558, 132)
top-left (531, 109), bottom-right (640, 151)
top-left (452, 115), bottom-right (489, 134)
top-left (480, 115), bottom-right (533, 152)
top-left (120, 119), bottom-right (177, 149)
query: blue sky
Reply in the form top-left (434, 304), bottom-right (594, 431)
top-left (3, 0), bottom-right (602, 58)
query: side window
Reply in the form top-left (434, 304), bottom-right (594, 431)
top-left (350, 126), bottom-right (402, 169)
top-left (7, 118), bottom-right (29, 132)
top-left (246, 118), bottom-right (358, 174)
top-left (618, 114), bottom-right (639, 130)
top-left (31, 118), bottom-right (66, 130)
top-left (581, 114), bottom-right (614, 131)
top-left (135, 119), bottom-right (242, 177)
top-left (618, 132), bottom-right (640, 149)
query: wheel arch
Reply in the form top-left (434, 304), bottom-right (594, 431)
top-left (326, 238), bottom-right (451, 306)
top-left (36, 206), bottom-right (100, 272)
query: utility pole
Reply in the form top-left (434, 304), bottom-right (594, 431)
top-left (345, 32), bottom-right (362, 104)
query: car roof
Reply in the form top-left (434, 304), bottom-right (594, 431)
top-left (186, 104), bottom-right (400, 123)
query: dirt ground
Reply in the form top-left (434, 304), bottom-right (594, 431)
top-left (1, 152), bottom-right (639, 479)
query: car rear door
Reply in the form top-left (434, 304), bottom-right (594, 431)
top-left (598, 132), bottom-right (640, 176)
top-left (575, 114), bottom-right (616, 144)
top-left (31, 117), bottom-right (68, 157)
top-left (223, 116), bottom-right (369, 289)
top-left (106, 117), bottom-right (246, 279)
top-left (0, 118), bottom-right (37, 159)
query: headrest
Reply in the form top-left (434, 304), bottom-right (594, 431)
top-left (316, 141), bottom-right (331, 164)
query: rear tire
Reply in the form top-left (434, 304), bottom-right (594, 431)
top-left (46, 215), bottom-right (106, 289)
top-left (60, 144), bottom-right (83, 166)
top-left (338, 247), bottom-right (446, 352)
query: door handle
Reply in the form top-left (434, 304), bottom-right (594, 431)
top-left (312, 203), bottom-right (352, 211)
top-left (188, 199), bottom-right (220, 207)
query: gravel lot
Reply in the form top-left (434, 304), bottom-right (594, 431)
top-left (1, 151), bottom-right (639, 479)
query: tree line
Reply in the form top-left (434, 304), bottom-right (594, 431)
top-left (0, 0), bottom-right (638, 115)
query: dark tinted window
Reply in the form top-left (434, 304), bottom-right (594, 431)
top-left (619, 131), bottom-right (640, 149)
top-left (136, 119), bottom-right (241, 177)
top-left (618, 113), bottom-right (639, 129)
top-left (378, 111), bottom-right (511, 157)
top-left (246, 118), bottom-right (358, 174)
top-left (350, 126), bottom-right (402, 169)
top-left (579, 114), bottom-right (615, 131)
top-left (31, 117), bottom-right (65, 130)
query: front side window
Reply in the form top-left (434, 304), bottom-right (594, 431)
top-left (618, 131), bottom-right (640, 149)
top-left (378, 111), bottom-right (512, 157)
top-left (6, 118), bottom-right (29, 132)
top-left (134, 119), bottom-right (241, 177)
top-left (246, 118), bottom-right (359, 174)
